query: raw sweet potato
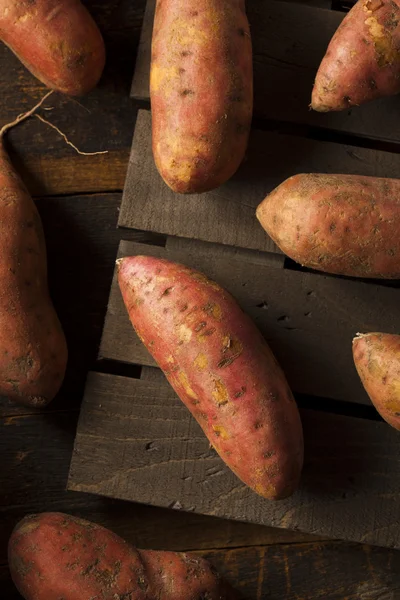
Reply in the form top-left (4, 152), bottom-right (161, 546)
top-left (150, 0), bottom-right (253, 194)
top-left (8, 512), bottom-right (236, 600)
top-left (312, 0), bottom-right (400, 112)
top-left (256, 173), bottom-right (400, 279)
top-left (0, 0), bottom-right (105, 95)
top-left (118, 256), bottom-right (304, 500)
top-left (353, 332), bottom-right (400, 431)
top-left (0, 99), bottom-right (67, 407)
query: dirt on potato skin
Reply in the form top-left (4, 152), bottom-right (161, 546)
top-left (9, 512), bottom-right (237, 600)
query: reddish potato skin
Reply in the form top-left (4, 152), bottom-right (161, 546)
top-left (118, 256), bottom-right (303, 500)
top-left (312, 0), bottom-right (400, 112)
top-left (0, 142), bottom-right (67, 407)
top-left (0, 0), bottom-right (105, 95)
top-left (8, 512), bottom-right (236, 600)
top-left (353, 333), bottom-right (400, 431)
top-left (150, 0), bottom-right (253, 193)
top-left (256, 173), bottom-right (400, 279)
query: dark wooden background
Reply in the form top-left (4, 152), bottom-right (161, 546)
top-left (1, 0), bottom-right (400, 597)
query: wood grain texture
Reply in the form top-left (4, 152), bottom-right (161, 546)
top-left (99, 239), bottom-right (400, 406)
top-left (69, 372), bottom-right (400, 549)
top-left (131, 0), bottom-right (400, 142)
top-left (120, 110), bottom-right (400, 251)
top-left (0, 409), bottom-right (320, 569)
top-left (2, 540), bottom-right (399, 600)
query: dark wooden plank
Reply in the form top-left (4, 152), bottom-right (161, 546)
top-left (99, 239), bottom-right (400, 406)
top-left (165, 237), bottom-right (285, 267)
top-left (69, 372), bottom-right (400, 549)
top-left (0, 410), bottom-right (321, 570)
top-left (120, 111), bottom-right (400, 252)
top-left (119, 110), bottom-right (279, 253)
top-left (131, 0), bottom-right (400, 142)
top-left (130, 0), bottom-right (155, 101)
top-left (203, 542), bottom-right (400, 600)
top-left (140, 366), bottom-right (167, 383)
top-left (2, 540), bottom-right (400, 600)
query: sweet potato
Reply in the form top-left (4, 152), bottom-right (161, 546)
top-left (0, 98), bottom-right (67, 407)
top-left (353, 332), bottom-right (400, 431)
top-left (256, 173), bottom-right (400, 279)
top-left (150, 0), bottom-right (253, 194)
top-left (9, 512), bottom-right (236, 600)
top-left (118, 256), bottom-right (303, 500)
top-left (312, 0), bottom-right (400, 112)
top-left (0, 0), bottom-right (105, 95)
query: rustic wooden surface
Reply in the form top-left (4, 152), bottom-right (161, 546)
top-left (99, 239), bottom-right (400, 406)
top-left (69, 371), bottom-right (400, 549)
top-left (0, 0), bottom-right (399, 597)
top-left (120, 109), bottom-right (400, 250)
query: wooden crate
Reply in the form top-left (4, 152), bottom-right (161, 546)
top-left (68, 0), bottom-right (400, 550)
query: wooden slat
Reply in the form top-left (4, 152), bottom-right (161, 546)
top-left (99, 238), bottom-right (400, 406)
top-left (68, 372), bottom-right (400, 549)
top-left (0, 408), bottom-right (321, 576)
top-left (131, 0), bottom-right (400, 142)
top-left (165, 237), bottom-right (285, 267)
top-left (120, 110), bottom-right (400, 251)
top-left (130, 0), bottom-right (156, 100)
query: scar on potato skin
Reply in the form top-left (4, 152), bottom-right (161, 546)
top-left (212, 378), bottom-right (229, 406)
top-left (212, 424), bottom-right (229, 440)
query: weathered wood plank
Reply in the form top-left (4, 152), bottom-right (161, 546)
top-left (165, 237), bottom-right (285, 266)
top-left (99, 239), bottom-right (400, 406)
top-left (130, 0), bottom-right (155, 101)
top-left (2, 540), bottom-right (400, 600)
top-left (120, 110), bottom-right (400, 251)
top-left (0, 410), bottom-right (320, 570)
top-left (131, 0), bottom-right (400, 142)
top-left (69, 372), bottom-right (400, 549)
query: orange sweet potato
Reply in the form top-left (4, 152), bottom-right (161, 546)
top-left (0, 0), bottom-right (105, 95)
top-left (256, 173), bottom-right (400, 279)
top-left (312, 0), bottom-right (400, 112)
top-left (9, 512), bottom-right (236, 600)
top-left (118, 256), bottom-right (304, 500)
top-left (150, 0), bottom-right (253, 193)
top-left (0, 105), bottom-right (67, 407)
top-left (353, 332), bottom-right (400, 431)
